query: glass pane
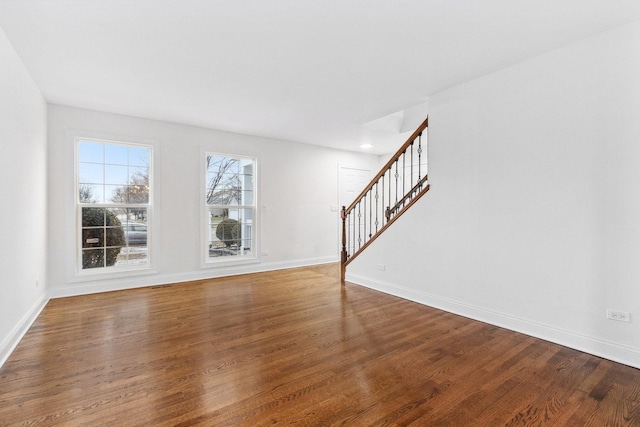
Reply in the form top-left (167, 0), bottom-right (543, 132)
top-left (78, 162), bottom-right (104, 185)
top-left (227, 189), bottom-right (237, 205)
top-left (206, 190), bottom-right (221, 205)
top-left (79, 184), bottom-right (103, 203)
top-left (82, 228), bottom-right (103, 248)
top-left (129, 146), bottom-right (150, 167)
top-left (126, 207), bottom-right (148, 222)
top-left (128, 165), bottom-right (149, 204)
top-left (129, 166), bottom-right (148, 184)
top-left (116, 246), bottom-right (148, 265)
top-left (206, 155), bottom-right (222, 172)
top-left (122, 221), bottom-right (147, 246)
top-left (115, 249), bottom-right (128, 264)
top-left (223, 189), bottom-right (240, 206)
top-left (105, 225), bottom-right (125, 247)
top-left (106, 246), bottom-right (122, 266)
top-left (241, 238), bottom-right (252, 253)
top-left (105, 248), bottom-right (123, 265)
top-left (78, 141), bottom-right (103, 163)
top-left (82, 249), bottom-right (105, 269)
top-left (105, 144), bottom-right (128, 165)
top-left (129, 250), bottom-right (148, 265)
top-left (82, 207), bottom-right (105, 227)
top-left (105, 184), bottom-right (126, 204)
top-left (107, 207), bottom-right (126, 223)
top-left (128, 184), bottom-right (149, 204)
top-left (104, 165), bottom-right (128, 185)
top-left (206, 171), bottom-right (217, 184)
top-left (242, 190), bottom-right (253, 205)
top-left (222, 172), bottom-right (239, 185)
top-left (241, 179), bottom-right (252, 191)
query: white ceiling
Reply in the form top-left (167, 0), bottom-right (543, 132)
top-left (1, 1), bottom-right (640, 154)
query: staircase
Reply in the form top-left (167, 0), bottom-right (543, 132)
top-left (341, 117), bottom-right (429, 281)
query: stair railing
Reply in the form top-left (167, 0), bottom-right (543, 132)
top-left (341, 117), bottom-right (430, 281)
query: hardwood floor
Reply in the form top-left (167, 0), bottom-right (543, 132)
top-left (1, 264), bottom-right (639, 426)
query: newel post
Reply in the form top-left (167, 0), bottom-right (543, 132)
top-left (340, 206), bottom-right (347, 283)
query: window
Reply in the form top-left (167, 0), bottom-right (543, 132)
top-left (205, 153), bottom-right (256, 263)
top-left (77, 138), bottom-right (152, 271)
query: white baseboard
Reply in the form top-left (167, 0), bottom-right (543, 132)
top-left (0, 293), bottom-right (49, 369)
top-left (346, 272), bottom-right (640, 369)
top-left (50, 255), bottom-right (339, 298)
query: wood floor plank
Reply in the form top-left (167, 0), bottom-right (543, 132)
top-left (1, 263), bottom-right (639, 426)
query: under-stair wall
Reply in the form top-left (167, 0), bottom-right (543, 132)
top-left (345, 21), bottom-right (640, 369)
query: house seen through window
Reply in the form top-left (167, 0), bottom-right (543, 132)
top-left (77, 139), bottom-right (151, 270)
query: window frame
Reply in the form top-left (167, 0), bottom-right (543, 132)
top-left (202, 151), bottom-right (259, 267)
top-left (75, 136), bottom-right (154, 275)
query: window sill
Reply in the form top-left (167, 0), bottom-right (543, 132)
top-left (201, 256), bottom-right (260, 270)
top-left (70, 265), bottom-right (158, 283)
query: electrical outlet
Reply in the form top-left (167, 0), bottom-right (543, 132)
top-left (377, 264), bottom-right (386, 271)
top-left (606, 309), bottom-right (631, 323)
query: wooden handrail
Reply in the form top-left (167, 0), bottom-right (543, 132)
top-left (340, 116), bottom-right (430, 282)
top-left (386, 174), bottom-right (429, 221)
top-left (343, 184), bottom-right (430, 270)
top-left (344, 116), bottom-right (428, 215)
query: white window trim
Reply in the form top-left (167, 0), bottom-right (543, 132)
top-left (68, 130), bottom-right (159, 281)
top-left (201, 149), bottom-right (260, 268)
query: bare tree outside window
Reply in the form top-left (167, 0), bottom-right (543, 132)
top-left (78, 183), bottom-right (96, 203)
top-left (206, 156), bottom-right (241, 206)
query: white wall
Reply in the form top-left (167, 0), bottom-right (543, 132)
top-left (47, 105), bottom-right (378, 296)
top-left (347, 21), bottom-right (640, 368)
top-left (0, 27), bottom-right (48, 366)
